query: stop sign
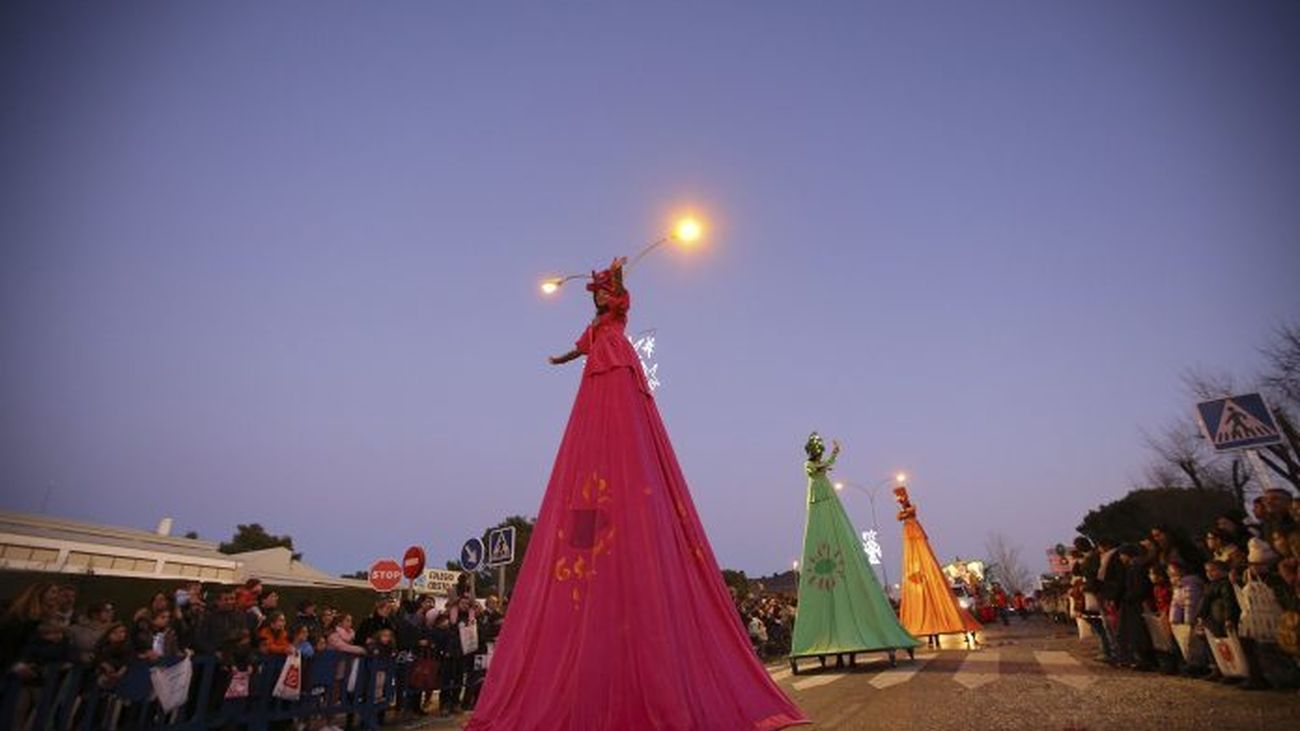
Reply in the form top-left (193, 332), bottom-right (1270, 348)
top-left (369, 558), bottom-right (403, 592)
top-left (402, 546), bottom-right (426, 580)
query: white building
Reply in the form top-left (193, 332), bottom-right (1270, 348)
top-left (0, 511), bottom-right (369, 590)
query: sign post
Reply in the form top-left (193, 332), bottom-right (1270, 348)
top-left (487, 526), bottom-right (517, 599)
top-left (1195, 392), bottom-right (1284, 494)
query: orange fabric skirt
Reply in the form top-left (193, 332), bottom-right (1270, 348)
top-left (897, 519), bottom-right (982, 636)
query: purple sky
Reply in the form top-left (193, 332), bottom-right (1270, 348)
top-left (3, 2), bottom-right (1298, 579)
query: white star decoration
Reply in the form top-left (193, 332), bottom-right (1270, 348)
top-left (861, 529), bottom-right (883, 565)
top-left (629, 330), bottom-right (661, 391)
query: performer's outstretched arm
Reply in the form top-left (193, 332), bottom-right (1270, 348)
top-left (809, 440), bottom-right (842, 474)
top-left (549, 350), bottom-right (583, 365)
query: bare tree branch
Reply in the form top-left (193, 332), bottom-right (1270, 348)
top-left (984, 532), bottom-right (1033, 595)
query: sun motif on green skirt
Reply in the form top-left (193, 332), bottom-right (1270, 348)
top-left (804, 542), bottom-right (845, 592)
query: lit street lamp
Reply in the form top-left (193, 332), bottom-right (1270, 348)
top-left (834, 472), bottom-right (907, 593)
top-left (539, 215), bottom-right (705, 296)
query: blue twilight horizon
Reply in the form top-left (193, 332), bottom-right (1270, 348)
top-left (1, 1), bottom-right (1297, 577)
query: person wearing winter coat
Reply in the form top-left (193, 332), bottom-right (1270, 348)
top-left (1196, 558), bottom-right (1240, 682)
top-left (354, 601), bottom-right (399, 648)
top-left (193, 588), bottom-right (246, 657)
top-left (68, 601), bottom-right (115, 664)
top-left (1115, 545), bottom-right (1155, 670)
top-left (326, 614), bottom-right (367, 655)
top-left (256, 611), bottom-right (295, 655)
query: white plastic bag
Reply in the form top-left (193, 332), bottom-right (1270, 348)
top-left (1238, 573), bottom-right (1283, 642)
top-left (224, 668), bottom-right (251, 699)
top-left (459, 622), bottom-right (479, 655)
top-left (272, 653), bottom-right (302, 701)
top-left (1144, 613), bottom-right (1173, 653)
top-left (1171, 624), bottom-right (1193, 659)
top-left (1076, 617), bottom-right (1095, 641)
top-left (149, 658), bottom-right (192, 713)
top-left (1206, 630), bottom-right (1249, 679)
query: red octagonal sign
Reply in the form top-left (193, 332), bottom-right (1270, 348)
top-left (369, 558), bottom-right (403, 592)
top-left (402, 546), bottom-right (426, 580)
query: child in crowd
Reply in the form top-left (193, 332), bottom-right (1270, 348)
top-left (94, 623), bottom-right (132, 689)
top-left (257, 610), bottom-right (294, 655)
top-left (134, 608), bottom-right (180, 661)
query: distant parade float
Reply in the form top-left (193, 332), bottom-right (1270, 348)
top-left (789, 434), bottom-right (920, 674)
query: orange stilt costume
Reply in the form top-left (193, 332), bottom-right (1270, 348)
top-left (894, 486), bottom-right (981, 638)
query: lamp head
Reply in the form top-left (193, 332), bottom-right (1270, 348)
top-left (673, 217), bottom-right (703, 244)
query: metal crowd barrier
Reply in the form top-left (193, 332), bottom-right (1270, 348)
top-left (0, 650), bottom-right (397, 731)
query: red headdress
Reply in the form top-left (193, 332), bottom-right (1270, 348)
top-left (893, 486), bottom-right (916, 520)
top-left (585, 258), bottom-right (624, 296)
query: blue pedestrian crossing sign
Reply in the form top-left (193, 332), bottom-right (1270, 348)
top-left (487, 526), bottom-right (516, 567)
top-left (460, 537), bottom-right (485, 572)
top-left (1195, 393), bottom-right (1282, 452)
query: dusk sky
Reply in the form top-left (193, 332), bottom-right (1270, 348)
top-left (3, 2), bottom-right (1297, 579)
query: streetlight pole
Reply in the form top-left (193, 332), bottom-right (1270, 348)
top-left (835, 473), bottom-right (906, 596)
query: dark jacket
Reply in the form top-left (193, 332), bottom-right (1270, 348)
top-left (354, 613), bottom-right (398, 648)
top-left (1121, 560), bottom-right (1153, 608)
top-left (396, 613), bottom-right (429, 652)
top-left (294, 613), bottom-right (324, 644)
top-left (194, 608), bottom-right (247, 655)
top-left (1096, 550), bottom-right (1125, 604)
top-left (1197, 576), bottom-right (1240, 636)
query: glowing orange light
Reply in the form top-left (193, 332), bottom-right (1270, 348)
top-left (673, 217), bottom-right (703, 243)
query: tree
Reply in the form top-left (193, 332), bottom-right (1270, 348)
top-left (183, 530), bottom-right (200, 540)
top-left (1142, 421), bottom-right (1222, 491)
top-left (219, 523), bottom-right (302, 561)
top-left (445, 515), bottom-right (537, 597)
top-left (721, 569), bottom-right (750, 600)
top-left (983, 533), bottom-right (1032, 594)
top-left (1076, 487), bottom-right (1240, 545)
top-left (1261, 323), bottom-right (1300, 408)
top-left (341, 570), bottom-right (369, 580)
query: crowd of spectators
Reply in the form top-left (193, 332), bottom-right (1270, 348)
top-left (0, 576), bottom-right (506, 728)
top-left (734, 591), bottom-right (797, 659)
top-left (1060, 487), bottom-right (1300, 690)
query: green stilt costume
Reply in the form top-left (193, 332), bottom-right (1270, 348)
top-left (791, 435), bottom-right (919, 658)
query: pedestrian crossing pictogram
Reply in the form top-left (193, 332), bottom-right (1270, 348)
top-left (487, 525), bottom-right (516, 567)
top-left (1195, 393), bottom-right (1282, 452)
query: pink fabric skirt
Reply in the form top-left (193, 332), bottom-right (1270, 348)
top-left (466, 365), bottom-right (807, 730)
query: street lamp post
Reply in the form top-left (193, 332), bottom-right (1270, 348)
top-left (835, 472), bottom-right (907, 595)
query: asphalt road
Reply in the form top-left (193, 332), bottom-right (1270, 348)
top-left (406, 616), bottom-right (1300, 730)
top-left (773, 616), bottom-right (1300, 731)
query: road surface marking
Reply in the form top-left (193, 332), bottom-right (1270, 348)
top-left (792, 673), bottom-right (846, 691)
top-left (1034, 650), bottom-right (1096, 690)
top-left (952, 649), bottom-right (999, 689)
top-left (868, 652), bottom-right (937, 689)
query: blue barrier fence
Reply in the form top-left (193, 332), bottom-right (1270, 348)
top-left (0, 651), bottom-right (399, 730)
